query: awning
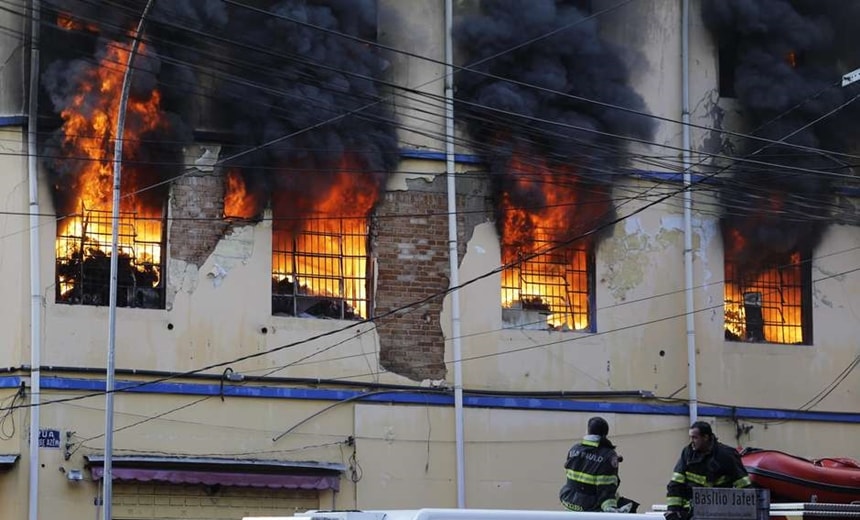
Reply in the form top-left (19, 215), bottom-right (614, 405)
top-left (89, 467), bottom-right (338, 490)
top-left (0, 455), bottom-right (18, 468)
top-left (85, 455), bottom-right (343, 491)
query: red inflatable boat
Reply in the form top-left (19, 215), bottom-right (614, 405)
top-left (741, 448), bottom-right (860, 503)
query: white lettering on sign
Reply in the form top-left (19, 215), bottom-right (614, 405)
top-left (692, 488), bottom-right (769, 520)
top-left (38, 429), bottom-right (61, 449)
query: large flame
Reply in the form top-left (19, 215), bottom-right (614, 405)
top-left (723, 227), bottom-right (804, 344)
top-left (54, 35), bottom-right (165, 300)
top-left (271, 155), bottom-right (378, 319)
top-left (500, 154), bottom-right (608, 331)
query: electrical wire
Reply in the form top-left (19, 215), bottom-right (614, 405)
top-left (0, 1), bottom-right (856, 430)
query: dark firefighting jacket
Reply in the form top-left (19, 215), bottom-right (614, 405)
top-left (559, 435), bottom-right (620, 512)
top-left (666, 438), bottom-right (752, 511)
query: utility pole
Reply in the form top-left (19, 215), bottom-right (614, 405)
top-left (103, 2), bottom-right (155, 519)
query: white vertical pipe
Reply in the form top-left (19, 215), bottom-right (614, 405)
top-left (681, 0), bottom-right (698, 424)
top-left (27, 2), bottom-right (41, 520)
top-left (444, 0), bottom-right (466, 508)
top-left (104, 2), bottom-right (155, 518)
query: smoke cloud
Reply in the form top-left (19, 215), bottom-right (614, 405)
top-left (702, 0), bottom-right (860, 264)
top-left (453, 0), bottom-right (654, 242)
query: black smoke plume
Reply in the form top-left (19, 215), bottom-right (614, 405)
top-left (454, 0), bottom-right (654, 243)
top-left (40, 0), bottom-right (397, 221)
top-left (702, 0), bottom-right (860, 266)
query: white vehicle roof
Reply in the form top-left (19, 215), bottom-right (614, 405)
top-left (243, 508), bottom-right (647, 520)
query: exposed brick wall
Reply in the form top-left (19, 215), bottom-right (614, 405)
top-left (374, 174), bottom-right (491, 381)
top-left (169, 170), bottom-right (229, 266)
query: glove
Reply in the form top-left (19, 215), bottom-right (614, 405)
top-left (665, 510), bottom-right (689, 520)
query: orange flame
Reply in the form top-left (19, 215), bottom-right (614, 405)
top-left (724, 231), bottom-right (804, 343)
top-left (786, 51), bottom-right (797, 68)
top-left (500, 153), bottom-right (608, 330)
top-left (224, 169), bottom-right (258, 219)
top-left (54, 38), bottom-right (165, 292)
top-left (57, 12), bottom-right (98, 32)
top-left (271, 155), bottom-right (379, 319)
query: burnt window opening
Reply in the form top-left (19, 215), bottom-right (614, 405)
top-left (718, 42), bottom-right (738, 98)
top-left (724, 251), bottom-right (812, 345)
top-left (271, 215), bottom-right (370, 321)
top-left (55, 203), bottom-right (166, 309)
top-left (501, 238), bottom-right (594, 332)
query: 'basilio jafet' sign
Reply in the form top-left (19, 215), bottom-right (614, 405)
top-left (692, 488), bottom-right (770, 520)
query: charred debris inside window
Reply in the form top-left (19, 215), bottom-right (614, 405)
top-left (502, 235), bottom-right (594, 332)
top-left (724, 250), bottom-right (812, 345)
top-left (271, 214), bottom-right (370, 321)
top-left (56, 204), bottom-right (166, 309)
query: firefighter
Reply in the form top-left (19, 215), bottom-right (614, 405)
top-left (665, 421), bottom-right (753, 520)
top-left (559, 416), bottom-right (623, 512)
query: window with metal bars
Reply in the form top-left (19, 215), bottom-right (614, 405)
top-left (723, 251), bottom-right (812, 344)
top-left (271, 215), bottom-right (370, 320)
top-left (501, 243), bottom-right (594, 332)
top-left (55, 203), bottom-right (166, 309)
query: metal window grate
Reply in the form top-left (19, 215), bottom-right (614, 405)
top-left (724, 252), bottom-right (807, 344)
top-left (55, 203), bottom-right (165, 308)
top-left (501, 240), bottom-right (592, 331)
top-left (272, 215), bottom-right (369, 320)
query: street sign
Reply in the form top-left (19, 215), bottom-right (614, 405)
top-left (692, 488), bottom-right (770, 520)
top-left (842, 67), bottom-right (860, 87)
top-left (38, 429), bottom-right (61, 449)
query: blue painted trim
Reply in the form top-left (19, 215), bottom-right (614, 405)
top-left (399, 149), bottom-right (484, 164)
top-left (32, 376), bottom-right (860, 424)
top-left (391, 159), bottom-right (860, 198)
top-left (0, 376), bottom-right (22, 388)
top-left (0, 115), bottom-right (26, 127)
top-left (631, 170), bottom-right (712, 184)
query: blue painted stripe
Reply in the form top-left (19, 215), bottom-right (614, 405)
top-left (399, 149), bottom-right (484, 164)
top-left (0, 376), bottom-right (22, 388)
top-left (393, 158), bottom-right (860, 197)
top-left (631, 170), bottom-right (712, 183)
top-left (0, 115), bottom-right (26, 127)
top-left (19, 376), bottom-right (858, 424)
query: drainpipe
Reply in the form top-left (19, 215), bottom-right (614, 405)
top-left (444, 0), bottom-right (466, 508)
top-left (27, 2), bottom-right (41, 520)
top-left (681, 0), bottom-right (698, 424)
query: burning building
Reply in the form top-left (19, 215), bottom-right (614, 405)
top-left (454, 0), bottom-right (654, 331)
top-left (703, 0), bottom-right (860, 344)
top-left (4, 1), bottom-right (860, 517)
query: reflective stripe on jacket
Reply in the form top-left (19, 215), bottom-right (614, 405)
top-left (666, 439), bottom-right (752, 510)
top-left (560, 436), bottom-right (620, 512)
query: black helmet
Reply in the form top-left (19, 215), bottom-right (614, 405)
top-left (587, 416), bottom-right (609, 437)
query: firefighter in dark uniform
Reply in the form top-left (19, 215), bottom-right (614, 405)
top-left (559, 416), bottom-right (621, 512)
top-left (665, 421), bottom-right (753, 520)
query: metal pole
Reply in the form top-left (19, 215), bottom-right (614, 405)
top-left (681, 0), bottom-right (698, 424)
top-left (444, 0), bottom-right (466, 507)
top-left (27, 2), bottom-right (42, 520)
top-left (104, 2), bottom-right (155, 518)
